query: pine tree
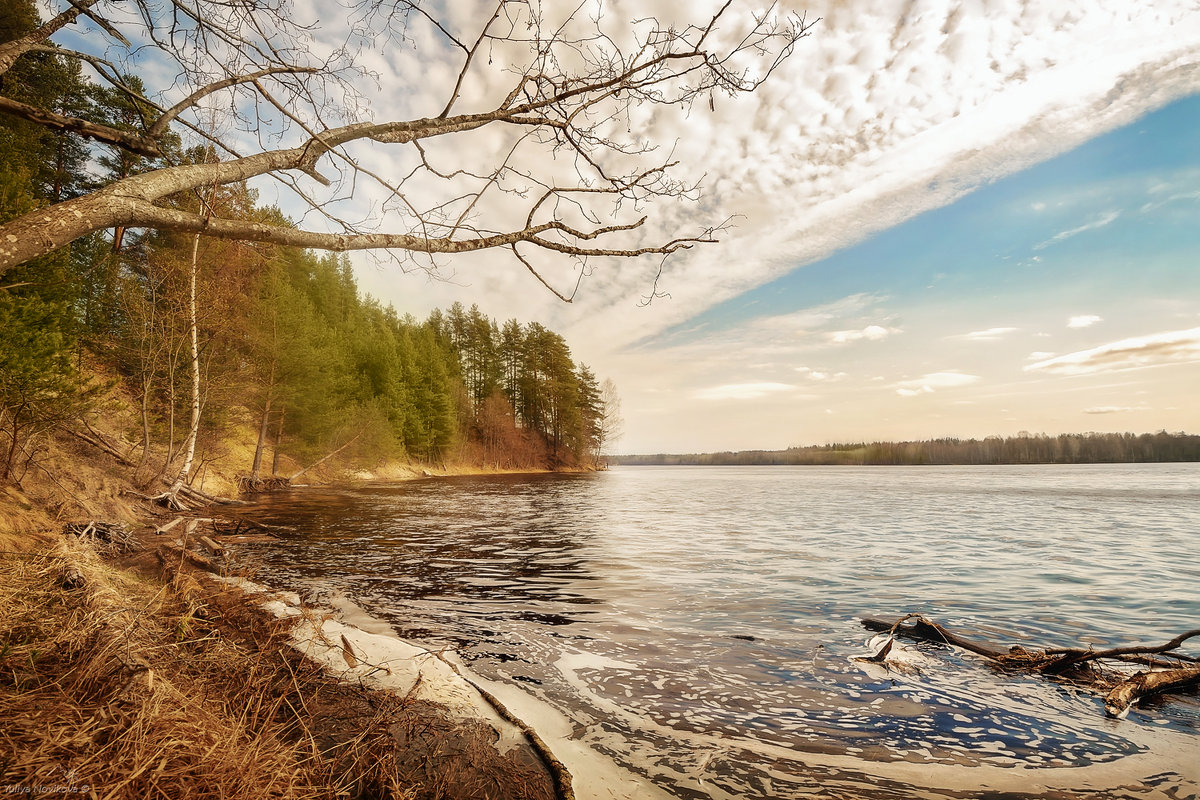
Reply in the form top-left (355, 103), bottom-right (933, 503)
top-left (0, 0), bottom-right (91, 482)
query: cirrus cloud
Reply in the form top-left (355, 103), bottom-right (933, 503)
top-left (1084, 405), bottom-right (1149, 414)
top-left (1025, 327), bottom-right (1200, 376)
top-left (696, 382), bottom-right (797, 401)
top-left (826, 325), bottom-right (900, 345)
top-left (894, 371), bottom-right (981, 397)
top-left (1035, 210), bottom-right (1122, 250)
top-left (957, 327), bottom-right (1019, 341)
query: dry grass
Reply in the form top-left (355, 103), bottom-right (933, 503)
top-left (0, 538), bottom-right (331, 799)
top-left (1, 375), bottom-right (558, 799)
top-left (0, 537), bottom-right (555, 800)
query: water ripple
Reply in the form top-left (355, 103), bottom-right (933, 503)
top-left (235, 465), bottom-right (1200, 798)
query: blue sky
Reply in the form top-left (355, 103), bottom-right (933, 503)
top-left (612, 95), bottom-right (1200, 451)
top-left (335, 0), bottom-right (1200, 453)
top-left (662, 95), bottom-right (1200, 348)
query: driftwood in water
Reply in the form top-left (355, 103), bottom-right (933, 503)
top-left (1104, 666), bottom-right (1200, 718)
top-left (154, 515), bottom-right (285, 540)
top-left (862, 615), bottom-right (1006, 659)
top-left (862, 614), bottom-right (1200, 719)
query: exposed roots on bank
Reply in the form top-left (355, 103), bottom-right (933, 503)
top-left (131, 481), bottom-right (247, 512)
top-left (237, 475), bottom-right (294, 494)
top-left (861, 613), bottom-right (1200, 718)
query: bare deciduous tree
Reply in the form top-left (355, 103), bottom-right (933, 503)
top-left (0, 0), bottom-right (813, 296)
top-left (596, 377), bottom-right (624, 459)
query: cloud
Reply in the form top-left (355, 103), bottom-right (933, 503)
top-left (1025, 327), bottom-right (1200, 376)
top-left (957, 326), bottom-right (1019, 341)
top-left (1084, 405), bottom-right (1147, 414)
top-left (894, 371), bottom-right (981, 396)
top-left (695, 382), bottom-right (796, 401)
top-left (328, 0), bottom-right (1200, 452)
top-left (354, 0), bottom-right (1200, 365)
top-left (796, 367), bottom-right (848, 382)
top-left (826, 325), bottom-right (899, 345)
top-left (1068, 314), bottom-right (1103, 328)
top-left (1035, 210), bottom-right (1121, 250)
top-left (750, 293), bottom-right (886, 336)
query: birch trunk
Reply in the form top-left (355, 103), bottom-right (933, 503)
top-left (165, 232), bottom-right (202, 497)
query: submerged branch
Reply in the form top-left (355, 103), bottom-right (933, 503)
top-left (861, 614), bottom-right (1200, 718)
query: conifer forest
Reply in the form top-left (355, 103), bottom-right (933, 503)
top-left (0, 0), bottom-right (619, 485)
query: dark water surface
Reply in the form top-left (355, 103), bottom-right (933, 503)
top-left (233, 465), bottom-right (1200, 798)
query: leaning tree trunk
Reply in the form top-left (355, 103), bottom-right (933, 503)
top-left (271, 404), bottom-right (285, 476)
top-left (250, 359), bottom-right (275, 479)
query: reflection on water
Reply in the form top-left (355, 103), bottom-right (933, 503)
top-left (234, 465), bottom-right (1200, 798)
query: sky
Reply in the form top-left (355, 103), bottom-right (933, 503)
top-left (265, 0), bottom-right (1200, 454)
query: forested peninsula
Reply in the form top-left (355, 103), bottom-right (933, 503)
top-left (0, 18), bottom-right (618, 496)
top-left (614, 431), bottom-right (1200, 466)
top-left (1, 12), bottom-right (614, 794)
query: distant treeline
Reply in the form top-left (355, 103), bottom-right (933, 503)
top-left (613, 432), bottom-right (1200, 466)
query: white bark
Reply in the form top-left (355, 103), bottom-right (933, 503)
top-left (165, 231), bottom-right (203, 497)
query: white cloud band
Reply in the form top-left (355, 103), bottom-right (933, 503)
top-left (1026, 327), bottom-right (1200, 376)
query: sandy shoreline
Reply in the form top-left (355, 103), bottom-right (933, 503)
top-left (217, 569), bottom-right (671, 800)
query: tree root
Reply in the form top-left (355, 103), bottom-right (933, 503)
top-left (62, 520), bottom-right (138, 554)
top-left (862, 614), bottom-right (1200, 718)
top-left (130, 480), bottom-right (248, 512)
top-left (236, 474), bottom-right (293, 494)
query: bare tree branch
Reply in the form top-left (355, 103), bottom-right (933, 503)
top-left (0, 0), bottom-right (98, 74)
top-left (0, 0), bottom-right (816, 295)
top-left (0, 94), bottom-right (163, 157)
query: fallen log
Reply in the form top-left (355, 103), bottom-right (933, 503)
top-left (861, 614), bottom-right (1200, 718)
top-left (198, 535), bottom-right (225, 557)
top-left (288, 432), bottom-right (362, 482)
top-left (61, 424), bottom-right (135, 466)
top-left (155, 543), bottom-right (222, 574)
top-left (1105, 665), bottom-right (1200, 718)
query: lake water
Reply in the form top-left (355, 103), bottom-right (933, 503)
top-left (233, 464), bottom-right (1200, 798)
